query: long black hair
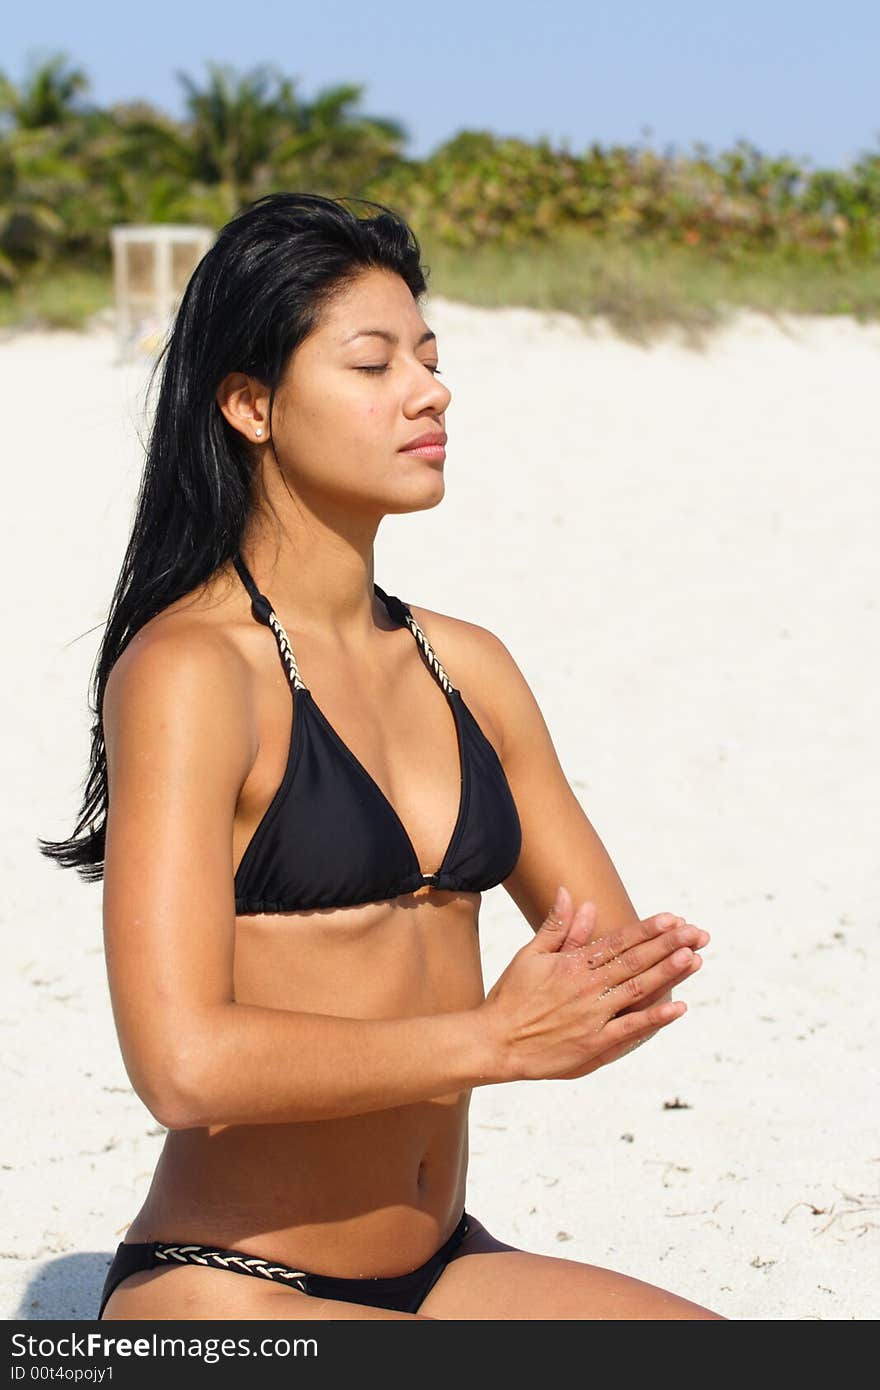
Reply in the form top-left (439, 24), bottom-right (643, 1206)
top-left (38, 191), bottom-right (429, 880)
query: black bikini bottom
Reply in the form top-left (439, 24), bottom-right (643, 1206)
top-left (98, 1210), bottom-right (470, 1319)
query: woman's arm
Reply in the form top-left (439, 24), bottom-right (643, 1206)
top-left (103, 618), bottom-right (699, 1130)
top-left (452, 623), bottom-right (644, 940)
top-left (460, 624), bottom-right (685, 1028)
top-left (102, 624), bottom-right (501, 1131)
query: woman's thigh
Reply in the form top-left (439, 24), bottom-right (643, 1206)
top-left (100, 1266), bottom-right (435, 1321)
top-left (419, 1215), bottom-right (727, 1320)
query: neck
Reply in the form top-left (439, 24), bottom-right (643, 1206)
top-left (239, 502), bottom-right (385, 641)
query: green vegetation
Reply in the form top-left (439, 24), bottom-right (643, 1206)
top-left (416, 231), bottom-right (880, 346)
top-left (2, 53), bottom-right (878, 342)
top-left (0, 264), bottom-right (111, 331)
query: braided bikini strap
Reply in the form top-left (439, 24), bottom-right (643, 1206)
top-left (264, 608), bottom-right (308, 691)
top-left (233, 553), bottom-right (455, 697)
top-left (154, 1242), bottom-right (308, 1290)
top-left (232, 553), bottom-right (308, 692)
top-left (375, 585), bottom-right (457, 696)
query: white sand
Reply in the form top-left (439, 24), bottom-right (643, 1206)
top-left (3, 301), bottom-right (878, 1321)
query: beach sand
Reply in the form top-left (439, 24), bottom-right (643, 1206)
top-left (3, 300), bottom-right (877, 1321)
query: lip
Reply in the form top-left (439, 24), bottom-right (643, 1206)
top-left (399, 430), bottom-right (447, 454)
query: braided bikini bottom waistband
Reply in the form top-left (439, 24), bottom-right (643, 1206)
top-left (98, 1210), bottom-right (471, 1317)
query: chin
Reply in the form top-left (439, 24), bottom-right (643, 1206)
top-left (385, 474), bottom-right (445, 515)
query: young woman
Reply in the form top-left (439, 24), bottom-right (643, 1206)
top-left (41, 192), bottom-right (722, 1321)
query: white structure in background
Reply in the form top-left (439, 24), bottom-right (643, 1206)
top-left (109, 224), bottom-right (215, 361)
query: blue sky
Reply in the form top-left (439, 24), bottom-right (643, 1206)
top-left (5, 0), bottom-right (878, 170)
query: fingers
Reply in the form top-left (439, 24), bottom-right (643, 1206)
top-left (533, 887), bottom-right (599, 953)
top-left (585, 919), bottom-right (708, 976)
top-left (596, 946), bottom-right (703, 1012)
top-left (583, 911), bottom-right (706, 967)
top-left (555, 996), bottom-right (688, 1079)
top-left (603, 998), bottom-right (687, 1056)
top-left (533, 897), bottom-right (709, 979)
top-left (615, 978), bottom-right (682, 1015)
top-left (560, 899), bottom-right (598, 952)
top-left (532, 885), bottom-right (574, 952)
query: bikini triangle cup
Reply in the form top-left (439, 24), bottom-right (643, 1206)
top-left (230, 552), bottom-right (522, 912)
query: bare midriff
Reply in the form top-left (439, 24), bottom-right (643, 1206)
top-left (122, 885), bottom-right (484, 1278)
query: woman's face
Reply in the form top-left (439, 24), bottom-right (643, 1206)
top-left (266, 267), bottom-right (451, 517)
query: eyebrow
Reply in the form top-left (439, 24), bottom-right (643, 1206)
top-left (341, 328), bottom-right (437, 347)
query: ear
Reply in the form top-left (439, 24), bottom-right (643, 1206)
top-left (216, 372), bottom-right (270, 443)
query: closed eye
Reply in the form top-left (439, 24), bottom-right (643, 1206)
top-left (356, 365), bottom-right (442, 375)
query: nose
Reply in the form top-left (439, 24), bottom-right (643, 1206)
top-left (407, 365), bottom-right (451, 414)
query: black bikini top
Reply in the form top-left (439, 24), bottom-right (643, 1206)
top-left (231, 554), bottom-right (522, 913)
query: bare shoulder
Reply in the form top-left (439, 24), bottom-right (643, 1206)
top-left (406, 599), bottom-right (510, 659)
top-left (103, 606), bottom-right (255, 777)
top-left (405, 599), bottom-right (529, 756)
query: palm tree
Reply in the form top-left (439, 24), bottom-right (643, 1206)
top-left (176, 62), bottom-right (408, 212)
top-left (175, 62), bottom-right (305, 215)
top-left (0, 52), bottom-right (92, 279)
top-left (270, 80), bottom-right (409, 191)
top-left (0, 50), bottom-right (90, 129)
top-left (0, 55), bottom-right (414, 288)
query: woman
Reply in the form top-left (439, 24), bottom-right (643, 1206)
top-left (41, 192), bottom-right (722, 1321)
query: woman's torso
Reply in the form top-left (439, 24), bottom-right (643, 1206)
top-left (120, 561), bottom-right (505, 1275)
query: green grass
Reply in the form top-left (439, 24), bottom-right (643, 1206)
top-left (2, 240), bottom-right (879, 347)
top-left (0, 264), bottom-right (113, 332)
top-left (419, 232), bottom-right (880, 348)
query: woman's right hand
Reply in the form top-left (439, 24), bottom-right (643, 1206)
top-left (479, 886), bottom-right (709, 1082)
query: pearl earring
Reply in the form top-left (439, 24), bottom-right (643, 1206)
top-left (255, 428), bottom-right (263, 437)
